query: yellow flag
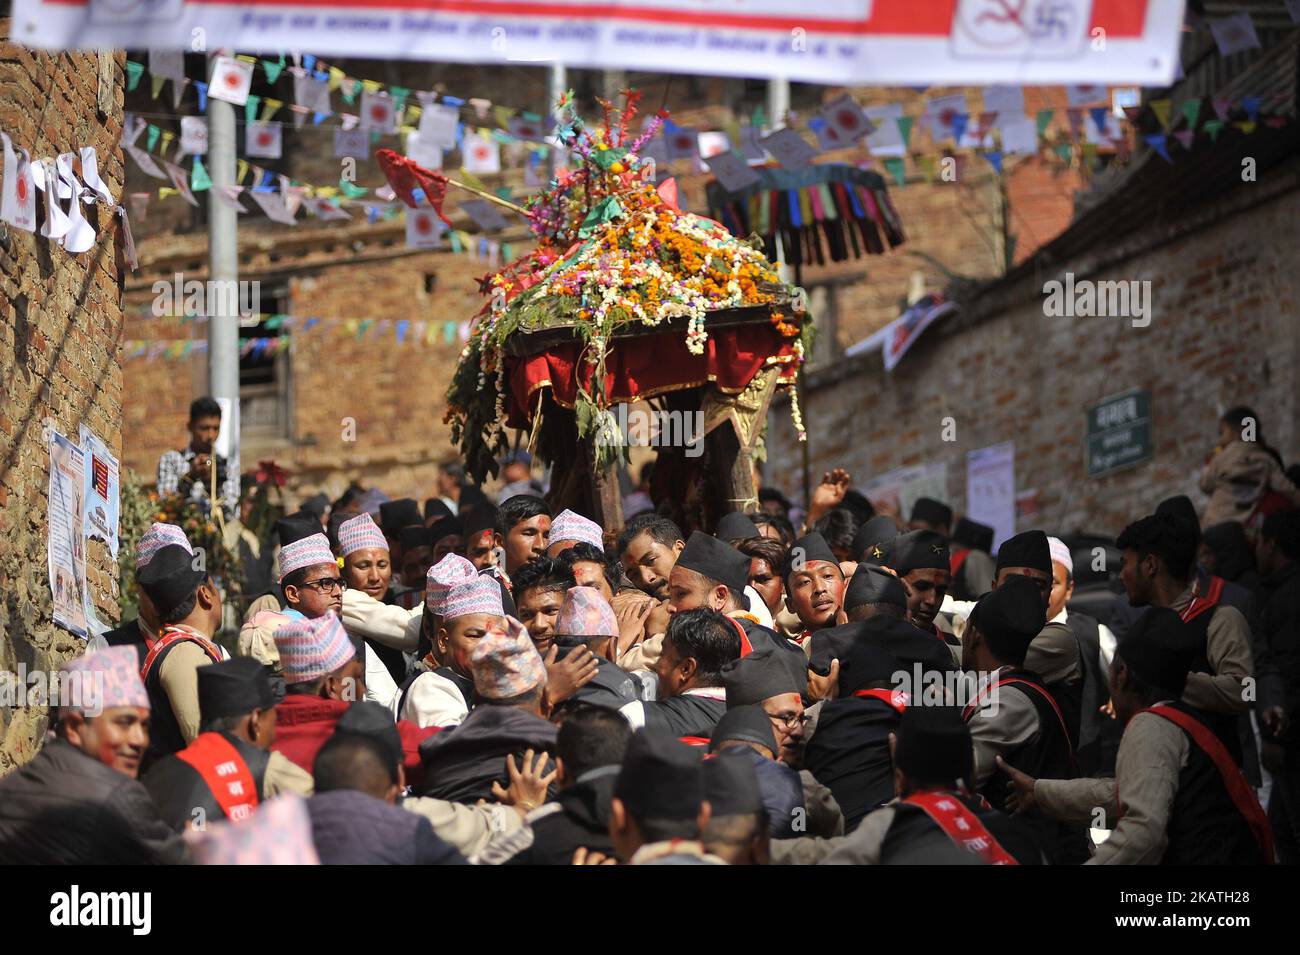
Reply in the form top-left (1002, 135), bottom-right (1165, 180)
top-left (425, 322), bottom-right (439, 344)
top-left (493, 105), bottom-right (513, 129)
top-left (316, 187), bottom-right (338, 197)
top-left (328, 67), bottom-right (345, 92)
top-left (1234, 120), bottom-right (1256, 135)
top-left (159, 187), bottom-right (178, 199)
top-left (361, 79), bottom-right (381, 94)
top-left (150, 75), bottom-right (165, 99)
top-left (345, 319), bottom-right (359, 335)
top-left (458, 167), bottom-right (488, 192)
top-left (236, 54), bottom-right (258, 64)
top-left (408, 105), bottom-right (422, 124)
top-left (918, 156), bottom-right (938, 183)
top-left (261, 98), bottom-right (282, 122)
top-left (237, 159), bottom-right (249, 184)
top-left (1149, 98), bottom-right (1172, 129)
top-left (159, 130), bottom-right (175, 157)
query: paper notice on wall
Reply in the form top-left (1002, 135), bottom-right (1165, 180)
top-left (48, 429), bottom-right (88, 638)
top-left (861, 462), bottom-right (948, 522)
top-left (966, 441), bottom-right (1016, 552)
top-left (78, 425), bottom-right (120, 558)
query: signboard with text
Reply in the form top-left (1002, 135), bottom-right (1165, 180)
top-left (1086, 388), bottom-right (1152, 478)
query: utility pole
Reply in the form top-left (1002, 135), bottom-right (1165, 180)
top-left (207, 69), bottom-right (240, 503)
top-left (546, 63), bottom-right (567, 181)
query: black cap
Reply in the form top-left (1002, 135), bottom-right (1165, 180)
top-left (844, 565), bottom-right (907, 612)
top-left (136, 544), bottom-right (206, 619)
top-left (895, 705), bottom-right (973, 787)
top-left (335, 701), bottom-right (403, 772)
top-left (890, 530), bottom-right (950, 575)
top-left (837, 639), bottom-right (904, 696)
top-left (676, 531), bottom-right (749, 598)
top-left (300, 493), bottom-right (330, 519)
top-left (716, 511), bottom-right (761, 542)
top-left (614, 730), bottom-right (704, 820)
top-left (809, 617), bottom-right (956, 679)
top-left (703, 748), bottom-right (764, 815)
top-left (1117, 607), bottom-right (1200, 698)
top-left (428, 516), bottom-right (465, 547)
top-left (326, 511), bottom-right (350, 552)
top-left (952, 517), bottom-right (994, 553)
top-left (721, 648), bottom-right (801, 707)
top-left (379, 498), bottom-right (423, 535)
top-left (758, 487), bottom-right (791, 511)
top-left (276, 514), bottom-right (322, 548)
top-left (1156, 495), bottom-right (1202, 544)
top-left (461, 503), bottom-right (498, 543)
top-left (995, 530), bottom-right (1051, 575)
top-left (424, 498), bottom-right (454, 523)
top-left (910, 497), bottom-right (952, 530)
top-left (197, 657), bottom-right (275, 722)
top-left (399, 525), bottom-right (434, 553)
top-left (853, 515), bottom-right (899, 564)
top-left (969, 575), bottom-right (1045, 664)
top-left (709, 704), bottom-right (778, 754)
top-left (780, 532), bottom-right (838, 580)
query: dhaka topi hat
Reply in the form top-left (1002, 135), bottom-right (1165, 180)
top-left (554, 586), bottom-right (618, 639)
top-left (135, 522), bottom-right (192, 570)
top-left (470, 616), bottom-right (548, 700)
top-left (549, 509), bottom-right (604, 550)
top-left (59, 645), bottom-right (149, 716)
top-left (338, 513), bottom-right (388, 557)
top-left (273, 611), bottom-right (356, 685)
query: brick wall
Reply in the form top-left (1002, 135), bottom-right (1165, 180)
top-left (0, 34), bottom-right (125, 768)
top-left (120, 220), bottom-right (523, 504)
top-left (764, 163), bottom-right (1300, 540)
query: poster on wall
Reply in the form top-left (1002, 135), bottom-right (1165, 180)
top-left (48, 429), bottom-right (88, 638)
top-left (861, 461), bottom-right (948, 521)
top-left (966, 441), bottom-right (1016, 552)
top-left (79, 424), bottom-right (120, 558)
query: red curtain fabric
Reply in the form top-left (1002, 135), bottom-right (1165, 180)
top-left (504, 322), bottom-right (798, 426)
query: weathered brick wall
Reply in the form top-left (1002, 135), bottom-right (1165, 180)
top-left (764, 164), bottom-right (1300, 540)
top-left (0, 34), bottom-right (125, 768)
top-left (120, 221), bottom-right (519, 504)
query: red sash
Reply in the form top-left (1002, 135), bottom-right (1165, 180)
top-left (1180, 576), bottom-right (1225, 624)
top-left (963, 675), bottom-right (1076, 765)
top-left (175, 732), bottom-right (259, 823)
top-left (726, 616), bottom-right (754, 657)
top-left (903, 792), bottom-right (1018, 865)
top-left (679, 736), bottom-right (712, 748)
top-left (1137, 705), bottom-right (1274, 863)
top-left (853, 687), bottom-right (909, 713)
top-left (949, 547), bottom-right (971, 577)
top-left (141, 626), bottom-right (224, 682)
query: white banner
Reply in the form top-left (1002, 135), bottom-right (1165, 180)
top-left (966, 441), bottom-right (1016, 553)
top-left (12, 0), bottom-right (1185, 85)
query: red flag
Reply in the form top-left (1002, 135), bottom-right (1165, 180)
top-left (375, 148), bottom-right (452, 225)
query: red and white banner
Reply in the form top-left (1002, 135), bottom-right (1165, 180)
top-left (12, 0), bottom-right (1184, 85)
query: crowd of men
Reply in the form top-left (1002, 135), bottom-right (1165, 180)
top-left (1, 400), bottom-right (1298, 865)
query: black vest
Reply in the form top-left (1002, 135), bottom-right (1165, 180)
top-left (804, 695), bottom-right (900, 832)
top-left (1157, 702), bottom-right (1264, 866)
top-left (1181, 604), bottom-right (1245, 765)
top-left (882, 791), bottom-right (1045, 865)
top-left (142, 636), bottom-right (219, 766)
top-left (1067, 611), bottom-right (1123, 777)
top-left (976, 670), bottom-right (1087, 865)
top-left (142, 731), bottom-right (271, 831)
top-left (396, 666), bottom-right (475, 723)
top-left (641, 693), bottom-right (726, 739)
